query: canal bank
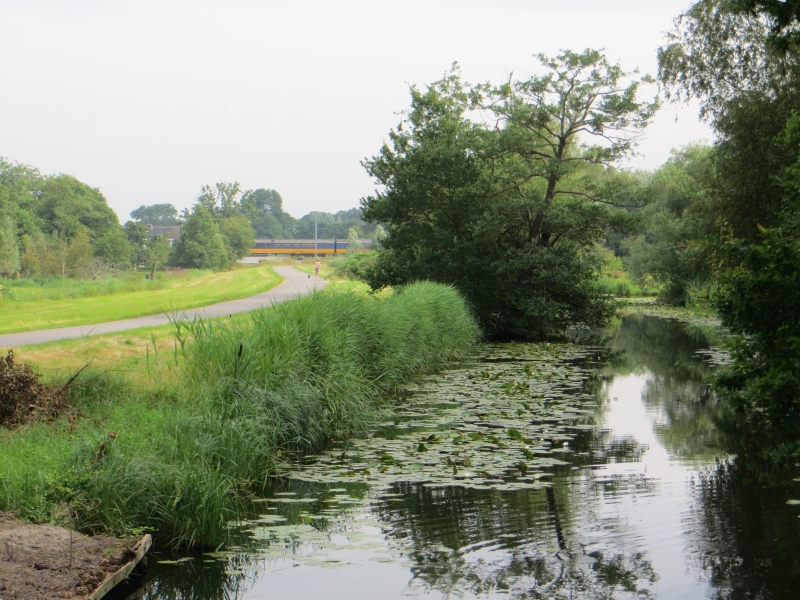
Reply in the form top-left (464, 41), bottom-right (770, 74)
top-left (0, 282), bottom-right (479, 552)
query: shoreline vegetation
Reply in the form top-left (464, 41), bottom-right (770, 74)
top-left (0, 265), bottom-right (283, 335)
top-left (0, 282), bottom-right (479, 549)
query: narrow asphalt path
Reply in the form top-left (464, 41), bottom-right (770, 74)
top-left (0, 267), bottom-right (326, 348)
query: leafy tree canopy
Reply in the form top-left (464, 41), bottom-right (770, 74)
top-left (146, 234), bottom-right (172, 278)
top-left (294, 208), bottom-right (375, 239)
top-left (242, 189), bottom-right (295, 238)
top-left (654, 0), bottom-right (800, 459)
top-left (0, 216), bottom-right (20, 276)
top-left (171, 205), bottom-right (229, 270)
top-left (218, 214), bottom-right (255, 263)
top-left (130, 203), bottom-right (180, 225)
top-left (195, 182), bottom-right (252, 217)
top-left (624, 144), bottom-right (714, 303)
top-left (658, 0), bottom-right (800, 121)
top-left (362, 50), bottom-right (656, 339)
top-left (0, 158), bottom-right (129, 277)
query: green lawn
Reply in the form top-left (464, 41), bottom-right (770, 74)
top-left (0, 266), bottom-right (283, 335)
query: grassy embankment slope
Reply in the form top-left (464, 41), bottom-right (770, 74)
top-left (0, 266), bottom-right (283, 335)
top-left (0, 282), bottom-right (479, 549)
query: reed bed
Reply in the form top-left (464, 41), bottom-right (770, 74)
top-left (0, 282), bottom-right (479, 548)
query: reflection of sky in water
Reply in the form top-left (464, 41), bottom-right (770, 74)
top-left (586, 374), bottom-right (710, 599)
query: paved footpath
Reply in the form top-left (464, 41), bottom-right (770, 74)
top-left (0, 267), bottom-right (326, 348)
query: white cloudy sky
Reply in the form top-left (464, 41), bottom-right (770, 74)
top-left (0, 0), bottom-right (710, 220)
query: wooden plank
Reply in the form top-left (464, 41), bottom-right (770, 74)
top-left (90, 534), bottom-right (152, 600)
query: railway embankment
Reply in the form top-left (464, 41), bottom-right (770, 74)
top-left (0, 282), bottom-right (479, 551)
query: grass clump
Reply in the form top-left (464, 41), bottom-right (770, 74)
top-left (0, 282), bottom-right (479, 548)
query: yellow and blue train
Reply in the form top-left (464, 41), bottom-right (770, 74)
top-left (250, 238), bottom-right (371, 256)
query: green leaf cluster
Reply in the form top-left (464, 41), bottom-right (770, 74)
top-left (657, 0), bottom-right (800, 457)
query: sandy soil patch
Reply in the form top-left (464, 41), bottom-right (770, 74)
top-left (0, 513), bottom-right (134, 599)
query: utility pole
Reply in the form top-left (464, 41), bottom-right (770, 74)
top-left (314, 220), bottom-right (318, 258)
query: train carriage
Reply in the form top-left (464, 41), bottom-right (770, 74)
top-left (250, 239), bottom-right (371, 256)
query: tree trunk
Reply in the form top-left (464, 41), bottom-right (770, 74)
top-left (529, 175), bottom-right (558, 245)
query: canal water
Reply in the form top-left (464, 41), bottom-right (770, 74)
top-left (119, 314), bottom-right (800, 599)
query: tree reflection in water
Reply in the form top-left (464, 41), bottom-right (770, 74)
top-left (372, 482), bottom-right (658, 598)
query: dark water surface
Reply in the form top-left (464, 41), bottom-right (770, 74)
top-left (118, 314), bottom-right (800, 599)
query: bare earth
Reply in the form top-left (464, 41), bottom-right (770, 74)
top-left (0, 514), bottom-right (133, 599)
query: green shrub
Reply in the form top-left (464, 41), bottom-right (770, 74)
top-left (597, 276), bottom-right (644, 297)
top-left (332, 251), bottom-right (379, 281)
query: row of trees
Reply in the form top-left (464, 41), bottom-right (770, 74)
top-left (0, 165), bottom-right (376, 277)
top-left (0, 162), bottom-right (131, 278)
top-left (127, 184), bottom-right (379, 271)
top-left (652, 0), bottom-right (800, 459)
top-left (128, 189), bottom-right (377, 241)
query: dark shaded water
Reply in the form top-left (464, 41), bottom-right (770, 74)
top-left (116, 314), bottom-right (800, 599)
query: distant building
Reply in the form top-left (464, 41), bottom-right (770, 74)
top-left (147, 225), bottom-right (181, 246)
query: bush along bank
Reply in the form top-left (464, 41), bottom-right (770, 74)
top-left (0, 282), bottom-right (479, 549)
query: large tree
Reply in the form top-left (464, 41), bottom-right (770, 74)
top-left (362, 51), bottom-right (656, 339)
top-left (242, 189), bottom-right (296, 238)
top-left (476, 49), bottom-right (658, 246)
top-left (36, 175), bottom-right (119, 241)
top-left (170, 205), bottom-right (229, 270)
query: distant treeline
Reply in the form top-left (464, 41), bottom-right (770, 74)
top-left (128, 190), bottom-right (377, 240)
top-left (0, 161), bottom-right (373, 277)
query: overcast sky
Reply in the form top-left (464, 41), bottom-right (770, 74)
top-left (0, 0), bottom-right (710, 221)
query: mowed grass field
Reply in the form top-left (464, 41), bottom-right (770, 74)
top-left (0, 266), bottom-right (282, 335)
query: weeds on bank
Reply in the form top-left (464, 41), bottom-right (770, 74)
top-left (0, 283), bottom-right (479, 549)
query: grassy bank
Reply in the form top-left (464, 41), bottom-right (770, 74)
top-left (0, 266), bottom-right (282, 335)
top-left (0, 282), bottom-right (479, 548)
top-left (11, 314), bottom-right (247, 381)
